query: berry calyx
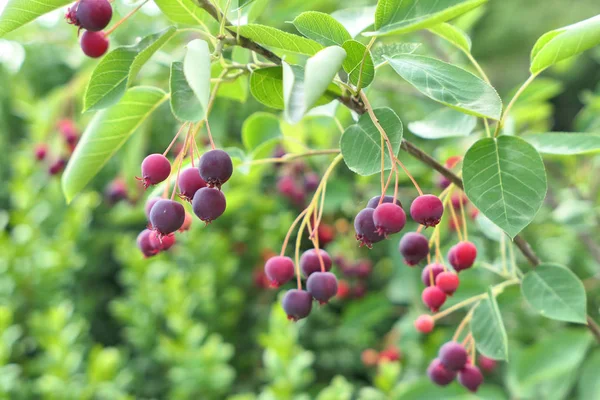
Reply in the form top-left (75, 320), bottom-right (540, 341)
top-left (427, 358), bottom-right (456, 386)
top-left (449, 241), bottom-right (477, 272)
top-left (65, 2), bottom-right (80, 26)
top-left (478, 355), bottom-right (497, 373)
top-left (198, 149), bottom-right (233, 188)
top-left (366, 195), bottom-right (402, 209)
top-left (149, 231), bottom-right (176, 251)
top-left (373, 203), bottom-right (406, 236)
top-left (436, 271), bottom-right (460, 296)
top-left (422, 286), bottom-right (447, 312)
top-left (80, 31), bottom-right (109, 58)
top-left (300, 249), bottom-right (332, 277)
top-left (414, 314), bottom-right (435, 334)
top-left (421, 263), bottom-right (444, 286)
top-left (137, 229), bottom-right (158, 258)
top-left (76, 0), bottom-right (113, 32)
top-left (282, 289), bottom-right (313, 321)
top-left (354, 208), bottom-right (384, 248)
top-left (149, 199), bottom-right (185, 236)
top-left (439, 341), bottom-right (468, 371)
top-left (398, 232), bottom-right (429, 266)
top-left (410, 194), bottom-right (444, 227)
top-left (178, 167), bottom-right (206, 201)
top-left (192, 187), bottom-right (226, 223)
top-left (306, 272), bottom-right (338, 304)
top-left (138, 154), bottom-right (171, 189)
top-left (458, 364), bottom-right (483, 392)
top-left (264, 256), bottom-right (295, 287)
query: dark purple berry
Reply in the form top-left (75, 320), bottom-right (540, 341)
top-left (458, 364), bottom-right (483, 392)
top-left (354, 208), bottom-right (384, 248)
top-left (145, 197), bottom-right (161, 220)
top-left (104, 178), bottom-right (128, 205)
top-left (366, 195), bottom-right (402, 209)
top-left (304, 172), bottom-right (320, 192)
top-left (300, 249), bottom-right (332, 277)
top-left (138, 154), bottom-right (171, 189)
top-left (439, 341), bottom-right (468, 371)
top-left (427, 358), bottom-right (456, 386)
top-left (198, 149), bottom-right (233, 188)
top-left (422, 286), bottom-right (446, 312)
top-left (373, 203), bottom-right (406, 236)
top-left (49, 159), bottom-right (66, 175)
top-left (264, 256), bottom-right (295, 287)
top-left (178, 167), bottom-right (206, 201)
top-left (421, 263), bottom-right (444, 286)
top-left (192, 187), bottom-right (226, 223)
top-left (398, 232), bottom-right (429, 266)
top-left (282, 289), bottom-right (313, 321)
top-left (149, 199), bottom-right (185, 236)
top-left (410, 194), bottom-right (444, 227)
top-left (76, 0), bottom-right (112, 32)
top-left (80, 31), bottom-right (109, 58)
top-left (137, 229), bottom-right (159, 258)
top-left (306, 272), bottom-right (338, 304)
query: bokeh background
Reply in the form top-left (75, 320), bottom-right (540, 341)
top-left (0, 0), bottom-right (599, 399)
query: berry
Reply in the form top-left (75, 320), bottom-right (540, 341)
top-left (373, 203), bottom-right (406, 236)
top-left (198, 149), bottom-right (233, 188)
top-left (478, 355), bottom-right (497, 373)
top-left (398, 232), bottom-right (429, 266)
top-left (458, 364), bottom-right (483, 392)
top-left (354, 208), bottom-right (384, 248)
top-left (34, 144), bottom-right (48, 161)
top-left (49, 159), bottom-right (66, 175)
top-left (300, 249), bottom-right (332, 277)
top-left (306, 272), bottom-right (338, 304)
top-left (104, 178), bottom-right (128, 205)
top-left (379, 346), bottom-right (401, 362)
top-left (282, 289), bottom-right (313, 321)
top-left (427, 358), bottom-right (456, 386)
top-left (139, 154), bottom-right (171, 189)
top-left (192, 187), bottom-right (226, 223)
top-left (437, 175), bottom-right (451, 189)
top-left (58, 119), bottom-right (78, 145)
top-left (422, 286), bottom-right (446, 312)
top-left (354, 260), bottom-right (372, 278)
top-left (366, 195), bottom-right (402, 209)
top-left (179, 212), bottom-right (193, 232)
top-left (76, 0), bottom-right (112, 32)
top-left (145, 197), bottom-right (161, 220)
top-left (137, 229), bottom-right (158, 258)
top-left (439, 341), bottom-right (468, 371)
top-left (264, 256), bottom-right (295, 287)
top-left (422, 263), bottom-right (444, 287)
top-left (449, 241), bottom-right (477, 272)
top-left (149, 199), bottom-right (185, 236)
top-left (149, 231), bottom-right (176, 251)
top-left (316, 224), bottom-right (335, 247)
top-left (361, 349), bottom-right (379, 367)
top-left (336, 279), bottom-right (350, 299)
top-left (436, 271), bottom-right (460, 296)
top-left (351, 282), bottom-right (367, 298)
top-left (80, 31), bottom-right (109, 58)
top-left (277, 175), bottom-right (296, 197)
top-left (304, 172), bottom-right (320, 192)
top-left (414, 314), bottom-right (435, 333)
top-left (445, 156), bottom-right (462, 169)
top-left (451, 193), bottom-right (468, 209)
top-left (410, 194), bottom-right (444, 227)
top-left (178, 167), bottom-right (206, 201)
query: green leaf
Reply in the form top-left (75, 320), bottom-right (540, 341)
top-left (521, 263), bottom-right (587, 324)
top-left (385, 54), bottom-right (501, 119)
top-left (366, 0), bottom-right (488, 37)
top-left (230, 24), bottom-right (323, 55)
top-left (283, 46), bottom-right (346, 124)
top-left (0, 0), bottom-right (72, 37)
top-left (62, 87), bottom-right (168, 203)
top-left (340, 108), bottom-right (403, 176)
top-left (408, 108), bottom-right (476, 139)
top-left (183, 39), bottom-right (211, 117)
top-left (578, 351), bottom-right (600, 400)
top-left (342, 40), bottom-right (375, 89)
top-left (471, 288), bottom-right (508, 360)
top-left (530, 15), bottom-right (600, 74)
top-left (83, 27), bottom-right (177, 112)
top-left (371, 43), bottom-right (422, 67)
top-left (523, 132), bottom-right (600, 155)
top-left (293, 11), bottom-right (352, 46)
top-left (242, 112), bottom-right (281, 151)
top-left (169, 62), bottom-right (203, 122)
top-left (462, 136), bottom-right (547, 238)
top-left (429, 23), bottom-right (472, 53)
top-left (153, 0), bottom-right (209, 25)
top-left (330, 6), bottom-right (376, 38)
top-left (249, 67), bottom-right (285, 109)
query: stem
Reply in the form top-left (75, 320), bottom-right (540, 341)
top-left (205, 119), bottom-right (216, 149)
top-left (500, 234), bottom-right (508, 275)
top-left (241, 149), bottom-right (340, 167)
top-left (395, 157), bottom-right (423, 195)
top-left (493, 73), bottom-right (539, 137)
top-left (465, 52), bottom-right (491, 84)
top-left (104, 0), bottom-right (149, 37)
top-left (295, 216), bottom-right (309, 290)
top-left (280, 209), bottom-right (309, 257)
top-left (458, 193), bottom-right (468, 240)
top-left (218, 0), bottom-right (232, 37)
top-left (448, 191), bottom-right (464, 242)
top-left (163, 123), bottom-right (188, 156)
top-left (453, 307), bottom-right (476, 341)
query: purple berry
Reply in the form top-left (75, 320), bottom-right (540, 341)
top-left (373, 203), bottom-right (406, 236)
top-left (137, 229), bottom-right (159, 258)
top-left (76, 0), bottom-right (112, 31)
top-left (192, 187), bottom-right (226, 223)
top-left (105, 178), bottom-right (128, 205)
top-left (178, 167), bottom-right (206, 201)
top-left (149, 199), bottom-right (185, 236)
top-left (421, 263), bottom-right (444, 286)
top-left (282, 289), bottom-right (313, 321)
top-left (304, 172), bottom-right (320, 192)
top-left (354, 208), bottom-right (384, 248)
top-left (439, 341), bottom-right (468, 371)
top-left (198, 149), bottom-right (233, 188)
top-left (300, 249), bottom-right (332, 277)
top-left (306, 272), bottom-right (338, 304)
top-left (410, 194), bottom-right (444, 227)
top-left (427, 358), bottom-right (456, 386)
top-left (366, 195), bottom-right (402, 209)
top-left (264, 256), bottom-right (295, 287)
top-left (80, 31), bottom-right (109, 58)
top-left (398, 232), bottom-right (429, 266)
top-left (458, 364), bottom-right (483, 392)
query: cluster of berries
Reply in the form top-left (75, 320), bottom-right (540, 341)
top-left (361, 345), bottom-right (401, 367)
top-left (427, 342), bottom-right (483, 392)
top-left (35, 119), bottom-right (79, 176)
top-left (276, 161), bottom-right (321, 208)
top-left (334, 256), bottom-right (372, 300)
top-left (65, 0), bottom-right (113, 58)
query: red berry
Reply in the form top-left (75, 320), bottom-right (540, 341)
top-left (439, 341), bottom-right (468, 371)
top-left (436, 271), bottom-right (459, 296)
top-left (336, 279), bottom-right (350, 299)
top-left (410, 194), bottom-right (444, 227)
top-left (366, 195), bottom-right (402, 209)
top-left (422, 286), bottom-right (446, 312)
top-left (427, 358), bottom-right (456, 386)
top-left (458, 364), bottom-right (483, 392)
top-left (149, 199), bottom-right (185, 236)
top-left (306, 272), bottom-right (338, 304)
top-left (192, 187), bottom-right (226, 223)
top-left (34, 144), bottom-right (48, 161)
top-left (178, 167), bottom-right (206, 201)
top-left (264, 256), bottom-right (295, 287)
top-left (282, 289), bottom-right (313, 321)
top-left (300, 249), bottom-right (332, 277)
top-left (277, 175), bottom-right (296, 197)
top-left (80, 31), bottom-right (109, 58)
top-left (76, 0), bottom-right (112, 31)
top-left (354, 208), bottom-right (384, 248)
top-left (445, 156), bottom-right (462, 169)
top-left (139, 154), bottom-right (171, 188)
top-left (48, 159), bottom-right (66, 175)
top-left (373, 203), bottom-right (406, 236)
top-left (178, 212), bottom-right (193, 232)
top-left (316, 224), bottom-right (335, 247)
top-left (449, 241), bottom-right (477, 272)
top-left (149, 231), bottom-right (176, 251)
top-left (399, 232), bottom-right (429, 266)
top-left (198, 149), bottom-right (233, 188)
top-left (137, 229), bottom-right (159, 258)
top-left (58, 119), bottom-right (78, 145)
top-left (478, 355), bottom-right (497, 373)
top-left (421, 263), bottom-right (444, 286)
top-left (414, 314), bottom-right (435, 333)
top-left (379, 346), bottom-right (401, 362)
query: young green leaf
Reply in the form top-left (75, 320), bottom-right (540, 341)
top-left (462, 136), bottom-right (547, 238)
top-left (523, 132), bottom-right (600, 155)
top-left (521, 263), bottom-right (587, 324)
top-left (230, 24), bottom-right (324, 56)
top-left (470, 288), bottom-right (508, 360)
top-left (249, 67), bottom-right (285, 110)
top-left (330, 6), bottom-right (376, 38)
top-left (530, 15), bottom-right (600, 74)
top-left (0, 0), bottom-right (72, 37)
top-left (385, 54), bottom-right (502, 120)
top-left (183, 39), bottom-right (211, 117)
top-left (342, 40), bottom-right (375, 89)
top-left (83, 27), bottom-right (177, 112)
top-left (408, 108), bottom-right (476, 139)
top-left (242, 112), bottom-right (281, 151)
top-left (293, 11), bottom-right (352, 46)
top-left (169, 62), bottom-right (203, 122)
top-left (62, 87), bottom-right (168, 203)
top-left (153, 0), bottom-right (210, 25)
top-left (429, 23), bottom-right (472, 53)
top-left (366, 0), bottom-right (487, 37)
top-left (371, 43), bottom-right (422, 67)
top-left (340, 108), bottom-right (403, 176)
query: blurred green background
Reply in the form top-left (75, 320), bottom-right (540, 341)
top-left (0, 0), bottom-right (599, 399)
